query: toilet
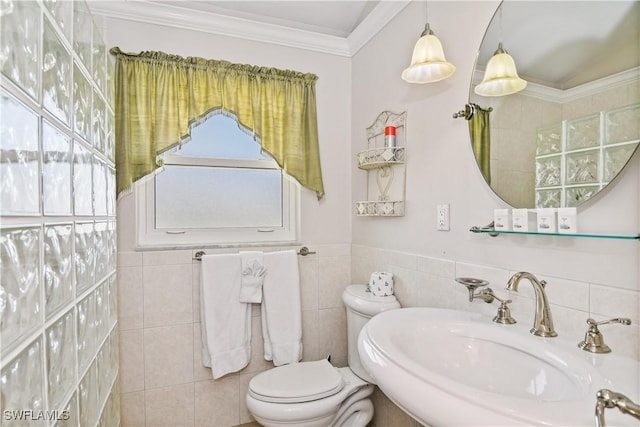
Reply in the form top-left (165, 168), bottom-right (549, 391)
top-left (246, 284), bottom-right (401, 427)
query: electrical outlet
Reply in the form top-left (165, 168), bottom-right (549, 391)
top-left (437, 204), bottom-right (450, 231)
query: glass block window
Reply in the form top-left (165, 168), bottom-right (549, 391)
top-left (0, 91), bottom-right (40, 215)
top-left (534, 104), bottom-right (640, 208)
top-left (0, 0), bottom-right (41, 100)
top-left (42, 122), bottom-right (72, 215)
top-left (43, 19), bottom-right (72, 125)
top-left (1, 2), bottom-right (119, 426)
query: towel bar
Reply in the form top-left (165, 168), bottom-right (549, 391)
top-left (193, 247), bottom-right (315, 261)
top-left (297, 246), bottom-right (316, 256)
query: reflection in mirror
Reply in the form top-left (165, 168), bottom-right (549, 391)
top-left (468, 1), bottom-right (640, 208)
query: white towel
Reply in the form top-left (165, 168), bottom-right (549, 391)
top-left (261, 250), bottom-right (302, 366)
top-left (239, 251), bottom-right (266, 303)
top-left (200, 253), bottom-right (251, 379)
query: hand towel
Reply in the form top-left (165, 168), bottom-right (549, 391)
top-left (261, 250), bottom-right (302, 366)
top-left (200, 253), bottom-right (251, 379)
top-left (239, 251), bottom-right (266, 303)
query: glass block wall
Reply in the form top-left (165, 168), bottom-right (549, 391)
top-left (0, 1), bottom-right (119, 426)
top-left (535, 104), bottom-right (640, 208)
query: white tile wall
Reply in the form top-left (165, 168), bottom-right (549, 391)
top-left (353, 244), bottom-right (640, 427)
top-left (116, 242), bottom-right (639, 426)
top-left (352, 244), bottom-right (640, 361)
top-left (117, 244), bottom-right (352, 426)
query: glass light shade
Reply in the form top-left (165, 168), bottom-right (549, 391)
top-left (401, 33), bottom-right (456, 83)
top-left (474, 46), bottom-right (527, 96)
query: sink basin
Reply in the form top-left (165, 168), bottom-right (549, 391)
top-left (398, 323), bottom-right (587, 402)
top-left (358, 307), bottom-right (640, 426)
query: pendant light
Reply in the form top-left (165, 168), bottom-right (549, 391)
top-left (401, 2), bottom-right (455, 84)
top-left (474, 42), bottom-right (527, 96)
top-left (474, 6), bottom-right (526, 96)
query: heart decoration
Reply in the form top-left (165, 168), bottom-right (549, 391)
top-left (376, 166), bottom-right (394, 201)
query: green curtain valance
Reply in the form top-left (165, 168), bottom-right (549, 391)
top-left (110, 47), bottom-right (325, 199)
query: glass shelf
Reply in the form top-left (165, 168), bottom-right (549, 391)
top-left (470, 227), bottom-right (639, 240)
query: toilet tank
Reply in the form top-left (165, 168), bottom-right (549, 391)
top-left (342, 284), bottom-right (400, 383)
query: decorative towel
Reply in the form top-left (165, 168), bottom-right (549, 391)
top-left (239, 251), bottom-right (266, 303)
top-left (200, 253), bottom-right (251, 379)
top-left (368, 272), bottom-right (394, 296)
top-left (261, 250), bottom-right (302, 366)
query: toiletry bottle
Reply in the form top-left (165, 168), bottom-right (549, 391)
top-left (384, 126), bottom-right (396, 148)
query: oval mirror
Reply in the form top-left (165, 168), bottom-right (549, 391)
top-left (468, 1), bottom-right (640, 208)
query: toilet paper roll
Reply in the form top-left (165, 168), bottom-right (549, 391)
top-left (368, 272), bottom-right (394, 297)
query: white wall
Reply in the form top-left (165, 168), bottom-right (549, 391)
top-left (99, 16), bottom-right (358, 427)
top-left (352, 1), bottom-right (639, 282)
top-left (351, 7), bottom-right (639, 421)
top-left (100, 17), bottom-right (353, 251)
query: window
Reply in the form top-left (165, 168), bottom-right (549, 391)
top-left (135, 114), bottom-right (300, 248)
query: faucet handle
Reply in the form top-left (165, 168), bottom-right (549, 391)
top-left (578, 318), bottom-right (632, 354)
top-left (493, 299), bottom-right (516, 325)
top-left (473, 289), bottom-right (516, 324)
top-left (587, 318), bottom-right (632, 327)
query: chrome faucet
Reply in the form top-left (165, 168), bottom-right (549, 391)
top-left (506, 272), bottom-right (557, 337)
top-left (595, 389), bottom-right (640, 427)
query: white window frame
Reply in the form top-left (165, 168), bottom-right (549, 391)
top-left (135, 154), bottom-right (300, 249)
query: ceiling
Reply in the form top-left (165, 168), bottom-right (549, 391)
top-left (149, 1), bottom-right (380, 38)
top-left (87, 0), bottom-right (409, 56)
top-left (89, 1), bottom-right (639, 88)
top-left (477, 1), bottom-right (640, 90)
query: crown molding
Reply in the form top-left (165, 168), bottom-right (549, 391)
top-left (472, 67), bottom-right (640, 103)
top-left (347, 1), bottom-right (411, 56)
top-left (88, 0), bottom-right (410, 57)
top-left (523, 67), bottom-right (640, 103)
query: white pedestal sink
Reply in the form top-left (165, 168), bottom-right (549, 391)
top-left (358, 307), bottom-right (640, 426)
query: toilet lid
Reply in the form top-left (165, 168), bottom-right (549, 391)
top-left (249, 359), bottom-right (344, 403)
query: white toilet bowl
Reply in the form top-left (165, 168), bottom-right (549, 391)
top-left (246, 359), bottom-right (374, 427)
top-left (246, 285), bottom-right (400, 427)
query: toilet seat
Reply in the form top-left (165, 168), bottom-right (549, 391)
top-left (249, 359), bottom-right (344, 404)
